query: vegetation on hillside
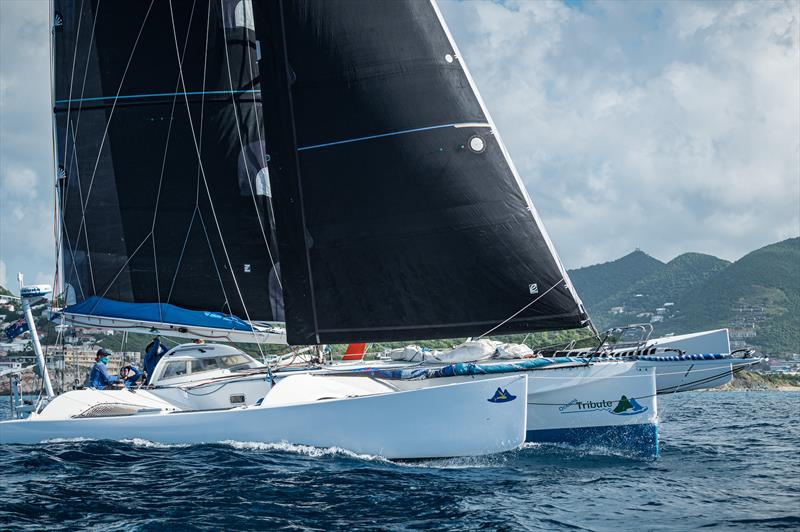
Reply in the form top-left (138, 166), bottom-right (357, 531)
top-left (594, 252), bottom-right (730, 316)
top-left (723, 370), bottom-right (800, 390)
top-left (568, 238), bottom-right (800, 355)
top-left (673, 238), bottom-right (799, 353)
top-left (569, 250), bottom-right (663, 305)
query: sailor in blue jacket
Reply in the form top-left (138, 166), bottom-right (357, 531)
top-left (120, 365), bottom-right (143, 389)
top-left (89, 348), bottom-right (120, 390)
top-left (143, 337), bottom-right (169, 384)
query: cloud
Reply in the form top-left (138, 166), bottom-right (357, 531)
top-left (0, 0), bottom-right (54, 291)
top-left (0, 0), bottom-right (797, 298)
top-left (2, 165), bottom-right (40, 200)
top-left (440, 0), bottom-right (800, 267)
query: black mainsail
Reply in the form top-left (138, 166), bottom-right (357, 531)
top-left (53, 0), bottom-right (283, 324)
top-left (254, 0), bottom-right (589, 344)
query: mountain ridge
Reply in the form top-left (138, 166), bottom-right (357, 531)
top-left (569, 250), bottom-right (664, 306)
top-left (567, 238), bottom-right (800, 355)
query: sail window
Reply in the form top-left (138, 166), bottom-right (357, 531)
top-left (468, 135), bottom-right (485, 153)
top-left (445, 54), bottom-right (454, 63)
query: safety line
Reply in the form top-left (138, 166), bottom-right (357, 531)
top-left (296, 122), bottom-right (490, 151)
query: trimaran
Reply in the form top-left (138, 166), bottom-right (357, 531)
top-left (0, 0), bottom-right (761, 457)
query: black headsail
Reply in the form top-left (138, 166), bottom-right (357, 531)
top-left (254, 0), bottom-right (589, 344)
top-left (53, 0), bottom-right (283, 322)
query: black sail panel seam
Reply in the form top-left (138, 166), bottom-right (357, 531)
top-left (275, 0), bottom-right (321, 343)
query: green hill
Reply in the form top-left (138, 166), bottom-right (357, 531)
top-left (567, 238), bottom-right (800, 355)
top-left (0, 284), bottom-right (14, 298)
top-left (591, 252), bottom-right (731, 325)
top-left (569, 250), bottom-right (664, 305)
top-left (671, 238), bottom-right (800, 353)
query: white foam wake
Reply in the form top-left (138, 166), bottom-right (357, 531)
top-left (119, 438), bottom-right (190, 449)
top-left (219, 440), bottom-right (391, 462)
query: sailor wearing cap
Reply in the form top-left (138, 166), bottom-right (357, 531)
top-left (88, 348), bottom-right (120, 390)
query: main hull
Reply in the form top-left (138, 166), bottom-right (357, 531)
top-left (383, 362), bottom-right (659, 456)
top-left (0, 376), bottom-right (527, 459)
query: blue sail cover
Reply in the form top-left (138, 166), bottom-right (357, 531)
top-left (62, 296), bottom-right (254, 332)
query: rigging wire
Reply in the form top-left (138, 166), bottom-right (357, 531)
top-left (72, 0), bottom-right (157, 295)
top-left (166, 0), bottom-right (232, 311)
top-left (219, 0), bottom-right (282, 290)
top-left (167, 0), bottom-right (269, 356)
top-left (60, 0), bottom-right (101, 296)
top-left (150, 0), bottom-right (199, 322)
top-left (477, 278), bottom-right (566, 339)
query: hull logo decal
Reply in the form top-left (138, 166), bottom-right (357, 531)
top-left (558, 395), bottom-right (648, 416)
top-left (488, 388), bottom-right (517, 403)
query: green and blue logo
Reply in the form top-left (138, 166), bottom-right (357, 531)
top-left (610, 395), bottom-right (648, 416)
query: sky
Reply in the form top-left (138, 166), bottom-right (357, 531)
top-left (0, 0), bottom-right (798, 293)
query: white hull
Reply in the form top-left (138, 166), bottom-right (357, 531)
top-left (631, 329), bottom-right (760, 393)
top-left (0, 375), bottom-right (527, 459)
top-left (641, 359), bottom-right (735, 393)
top-left (385, 361), bottom-right (659, 455)
top-left (560, 329), bottom-right (761, 394)
top-left (144, 357), bottom-right (660, 454)
top-left (646, 328), bottom-right (730, 355)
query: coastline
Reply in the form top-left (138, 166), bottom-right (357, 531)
top-left (715, 370), bottom-right (800, 392)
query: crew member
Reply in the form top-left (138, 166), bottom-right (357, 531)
top-left (120, 365), bottom-right (143, 389)
top-left (88, 348), bottom-right (120, 390)
top-left (143, 337), bottom-right (169, 384)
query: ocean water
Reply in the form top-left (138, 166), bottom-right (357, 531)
top-left (0, 391), bottom-right (798, 531)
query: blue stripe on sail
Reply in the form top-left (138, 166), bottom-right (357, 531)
top-left (297, 122), bottom-right (490, 151)
top-left (55, 89), bottom-right (260, 105)
top-left (526, 423), bottom-right (659, 457)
